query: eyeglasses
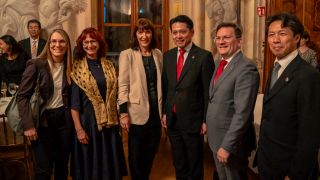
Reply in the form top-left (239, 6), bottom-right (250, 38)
top-left (214, 36), bottom-right (236, 43)
top-left (50, 39), bottom-right (66, 46)
top-left (82, 40), bottom-right (98, 47)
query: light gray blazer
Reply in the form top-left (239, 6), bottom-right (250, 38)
top-left (206, 51), bottom-right (259, 157)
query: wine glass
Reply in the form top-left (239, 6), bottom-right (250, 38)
top-left (8, 83), bottom-right (18, 96)
top-left (1, 82), bottom-right (7, 97)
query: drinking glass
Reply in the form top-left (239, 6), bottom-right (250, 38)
top-left (8, 83), bottom-right (18, 96)
top-left (1, 82), bottom-right (7, 97)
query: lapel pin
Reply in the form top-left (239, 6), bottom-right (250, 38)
top-left (192, 56), bottom-right (195, 59)
top-left (285, 77), bottom-right (289, 82)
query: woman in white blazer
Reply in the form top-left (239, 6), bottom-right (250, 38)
top-left (118, 18), bottom-right (162, 180)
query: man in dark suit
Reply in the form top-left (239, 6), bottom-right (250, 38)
top-left (257, 12), bottom-right (320, 179)
top-left (206, 22), bottom-right (260, 180)
top-left (19, 19), bottom-right (46, 59)
top-left (161, 15), bottom-right (215, 180)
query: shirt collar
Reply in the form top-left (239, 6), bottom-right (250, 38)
top-left (223, 49), bottom-right (241, 63)
top-left (31, 38), bottom-right (39, 43)
top-left (178, 42), bottom-right (192, 53)
top-left (274, 49), bottom-right (298, 69)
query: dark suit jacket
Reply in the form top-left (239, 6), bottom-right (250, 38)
top-left (19, 38), bottom-right (47, 58)
top-left (162, 43), bottom-right (215, 133)
top-left (206, 52), bottom-right (259, 157)
top-left (258, 55), bottom-right (320, 179)
top-left (16, 59), bottom-right (72, 130)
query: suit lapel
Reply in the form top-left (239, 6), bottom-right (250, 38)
top-left (167, 48), bottom-right (178, 86)
top-left (209, 57), bottom-right (221, 95)
top-left (264, 57), bottom-right (300, 103)
top-left (37, 39), bottom-right (45, 55)
top-left (27, 38), bottom-right (32, 56)
top-left (211, 52), bottom-right (242, 96)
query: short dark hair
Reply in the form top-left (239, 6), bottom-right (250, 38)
top-left (27, 19), bottom-right (41, 29)
top-left (131, 18), bottom-right (157, 50)
top-left (216, 22), bottom-right (242, 38)
top-left (301, 31), bottom-right (310, 41)
top-left (169, 15), bottom-right (194, 31)
top-left (0, 35), bottom-right (22, 55)
top-left (265, 12), bottom-right (304, 36)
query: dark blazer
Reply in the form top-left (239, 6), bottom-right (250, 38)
top-left (17, 59), bottom-right (72, 130)
top-left (162, 44), bottom-right (215, 133)
top-left (19, 38), bottom-right (47, 58)
top-left (206, 52), bottom-right (259, 157)
top-left (257, 55), bottom-right (320, 179)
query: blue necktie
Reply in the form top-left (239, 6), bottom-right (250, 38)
top-left (270, 62), bottom-right (281, 89)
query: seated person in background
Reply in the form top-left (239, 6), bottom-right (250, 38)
top-left (298, 31), bottom-right (318, 68)
top-left (19, 19), bottom-right (46, 59)
top-left (0, 35), bottom-right (30, 86)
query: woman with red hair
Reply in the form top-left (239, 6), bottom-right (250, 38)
top-left (70, 27), bottom-right (127, 180)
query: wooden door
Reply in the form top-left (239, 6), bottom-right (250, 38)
top-left (263, 0), bottom-right (320, 91)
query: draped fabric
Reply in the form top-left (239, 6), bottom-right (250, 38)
top-left (71, 57), bottom-right (118, 130)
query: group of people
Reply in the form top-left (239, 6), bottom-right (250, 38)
top-left (0, 11), bottom-right (319, 180)
top-left (0, 19), bottom-right (46, 92)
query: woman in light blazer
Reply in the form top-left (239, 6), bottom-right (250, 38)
top-left (118, 18), bottom-right (163, 180)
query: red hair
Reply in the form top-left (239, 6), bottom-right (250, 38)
top-left (75, 27), bottom-right (106, 60)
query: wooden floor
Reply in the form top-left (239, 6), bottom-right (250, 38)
top-left (1, 128), bottom-right (260, 180)
top-left (122, 129), bottom-right (260, 180)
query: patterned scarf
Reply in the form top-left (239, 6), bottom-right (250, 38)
top-left (71, 57), bottom-right (118, 131)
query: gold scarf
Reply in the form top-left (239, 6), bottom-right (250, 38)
top-left (71, 57), bottom-right (118, 131)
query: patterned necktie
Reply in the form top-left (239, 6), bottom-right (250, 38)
top-left (176, 48), bottom-right (186, 80)
top-left (31, 40), bottom-right (37, 59)
top-left (213, 58), bottom-right (228, 84)
top-left (270, 62), bottom-right (281, 89)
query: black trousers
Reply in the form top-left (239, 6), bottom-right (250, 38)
top-left (128, 122), bottom-right (161, 180)
top-left (31, 106), bottom-right (72, 180)
top-left (167, 114), bottom-right (204, 180)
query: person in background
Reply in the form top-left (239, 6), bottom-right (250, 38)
top-left (161, 15), bottom-right (215, 180)
top-left (19, 19), bottom-right (47, 59)
top-left (257, 12), bottom-right (320, 179)
top-left (0, 35), bottom-right (30, 86)
top-left (17, 29), bottom-right (73, 180)
top-left (206, 22), bottom-right (259, 180)
top-left (298, 31), bottom-right (318, 68)
top-left (118, 18), bottom-right (163, 180)
top-left (70, 27), bottom-right (127, 180)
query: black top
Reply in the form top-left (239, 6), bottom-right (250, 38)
top-left (71, 59), bottom-right (107, 110)
top-left (142, 55), bottom-right (158, 112)
top-left (0, 50), bottom-right (30, 85)
top-left (87, 58), bottom-right (107, 101)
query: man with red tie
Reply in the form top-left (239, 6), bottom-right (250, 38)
top-left (206, 22), bottom-right (260, 179)
top-left (161, 15), bottom-right (215, 180)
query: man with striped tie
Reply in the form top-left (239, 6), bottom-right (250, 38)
top-left (19, 19), bottom-right (46, 59)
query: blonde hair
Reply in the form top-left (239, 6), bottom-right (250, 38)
top-left (38, 29), bottom-right (73, 84)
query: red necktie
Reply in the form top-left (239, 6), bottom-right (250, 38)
top-left (213, 58), bottom-right (228, 84)
top-left (174, 48), bottom-right (186, 112)
top-left (176, 48), bottom-right (186, 80)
